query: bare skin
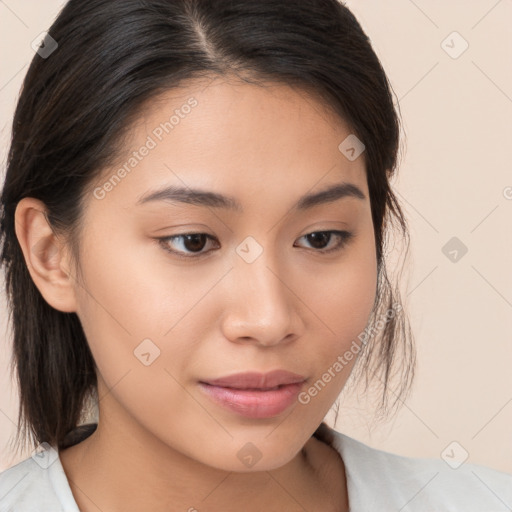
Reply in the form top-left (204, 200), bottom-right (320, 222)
top-left (16, 75), bottom-right (377, 511)
top-left (60, 417), bottom-right (349, 511)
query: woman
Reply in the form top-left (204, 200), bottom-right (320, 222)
top-left (0, 1), bottom-right (510, 510)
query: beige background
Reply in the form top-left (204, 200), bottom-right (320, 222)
top-left (1, 0), bottom-right (511, 475)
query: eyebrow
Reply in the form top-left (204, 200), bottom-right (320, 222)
top-left (137, 181), bottom-right (366, 212)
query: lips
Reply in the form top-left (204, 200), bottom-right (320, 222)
top-left (199, 370), bottom-right (307, 419)
top-left (201, 370), bottom-right (306, 390)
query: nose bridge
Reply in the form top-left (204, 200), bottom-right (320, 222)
top-left (240, 256), bottom-right (287, 311)
top-left (236, 233), bottom-right (285, 299)
top-left (220, 239), bottom-right (301, 345)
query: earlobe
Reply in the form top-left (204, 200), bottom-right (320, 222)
top-left (14, 197), bottom-right (78, 313)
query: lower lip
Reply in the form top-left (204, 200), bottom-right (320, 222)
top-left (199, 382), bottom-right (303, 419)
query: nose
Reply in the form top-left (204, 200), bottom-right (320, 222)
top-left (219, 256), bottom-right (304, 347)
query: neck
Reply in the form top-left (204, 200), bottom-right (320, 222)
top-left (59, 401), bottom-right (348, 512)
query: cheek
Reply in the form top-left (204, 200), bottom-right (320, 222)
top-left (72, 229), bottom-right (180, 375)
top-left (301, 226), bottom-right (377, 342)
top-left (76, 224), bottom-right (187, 332)
top-left (72, 235), bottom-right (201, 438)
top-left (73, 225), bottom-right (228, 398)
top-left (297, 226), bottom-right (377, 390)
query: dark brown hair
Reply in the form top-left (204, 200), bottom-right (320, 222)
top-left (0, 0), bottom-right (415, 456)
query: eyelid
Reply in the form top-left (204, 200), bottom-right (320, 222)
top-left (294, 230), bottom-right (353, 253)
top-left (156, 229), bottom-right (353, 260)
top-left (157, 233), bottom-right (218, 260)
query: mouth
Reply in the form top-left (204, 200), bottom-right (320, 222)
top-left (199, 370), bottom-right (306, 419)
top-left (201, 370), bottom-right (306, 389)
top-left (198, 370), bottom-right (306, 419)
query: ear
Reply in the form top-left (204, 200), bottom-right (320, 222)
top-left (14, 197), bottom-right (78, 313)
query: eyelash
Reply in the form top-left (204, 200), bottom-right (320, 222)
top-left (156, 230), bottom-right (354, 260)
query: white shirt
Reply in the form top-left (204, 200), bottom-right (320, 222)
top-left (1, 422), bottom-right (511, 511)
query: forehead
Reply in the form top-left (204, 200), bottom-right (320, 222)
top-left (89, 76), bottom-right (368, 214)
top-left (173, 80), bottom-right (349, 148)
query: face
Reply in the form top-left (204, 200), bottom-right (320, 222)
top-left (70, 77), bottom-right (377, 471)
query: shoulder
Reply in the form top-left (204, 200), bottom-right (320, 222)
top-left (315, 423), bottom-right (512, 511)
top-left (0, 445), bottom-right (78, 512)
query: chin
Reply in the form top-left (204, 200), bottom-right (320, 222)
top-left (194, 434), bottom-right (306, 473)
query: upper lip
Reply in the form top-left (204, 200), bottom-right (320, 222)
top-left (201, 370), bottom-right (306, 389)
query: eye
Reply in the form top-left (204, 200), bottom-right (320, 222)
top-left (294, 230), bottom-right (353, 254)
top-left (156, 230), bottom-right (353, 260)
top-left (157, 233), bottom-right (219, 259)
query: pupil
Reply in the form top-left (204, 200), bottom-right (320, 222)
top-left (185, 234), bottom-right (206, 252)
top-left (308, 232), bottom-right (329, 249)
